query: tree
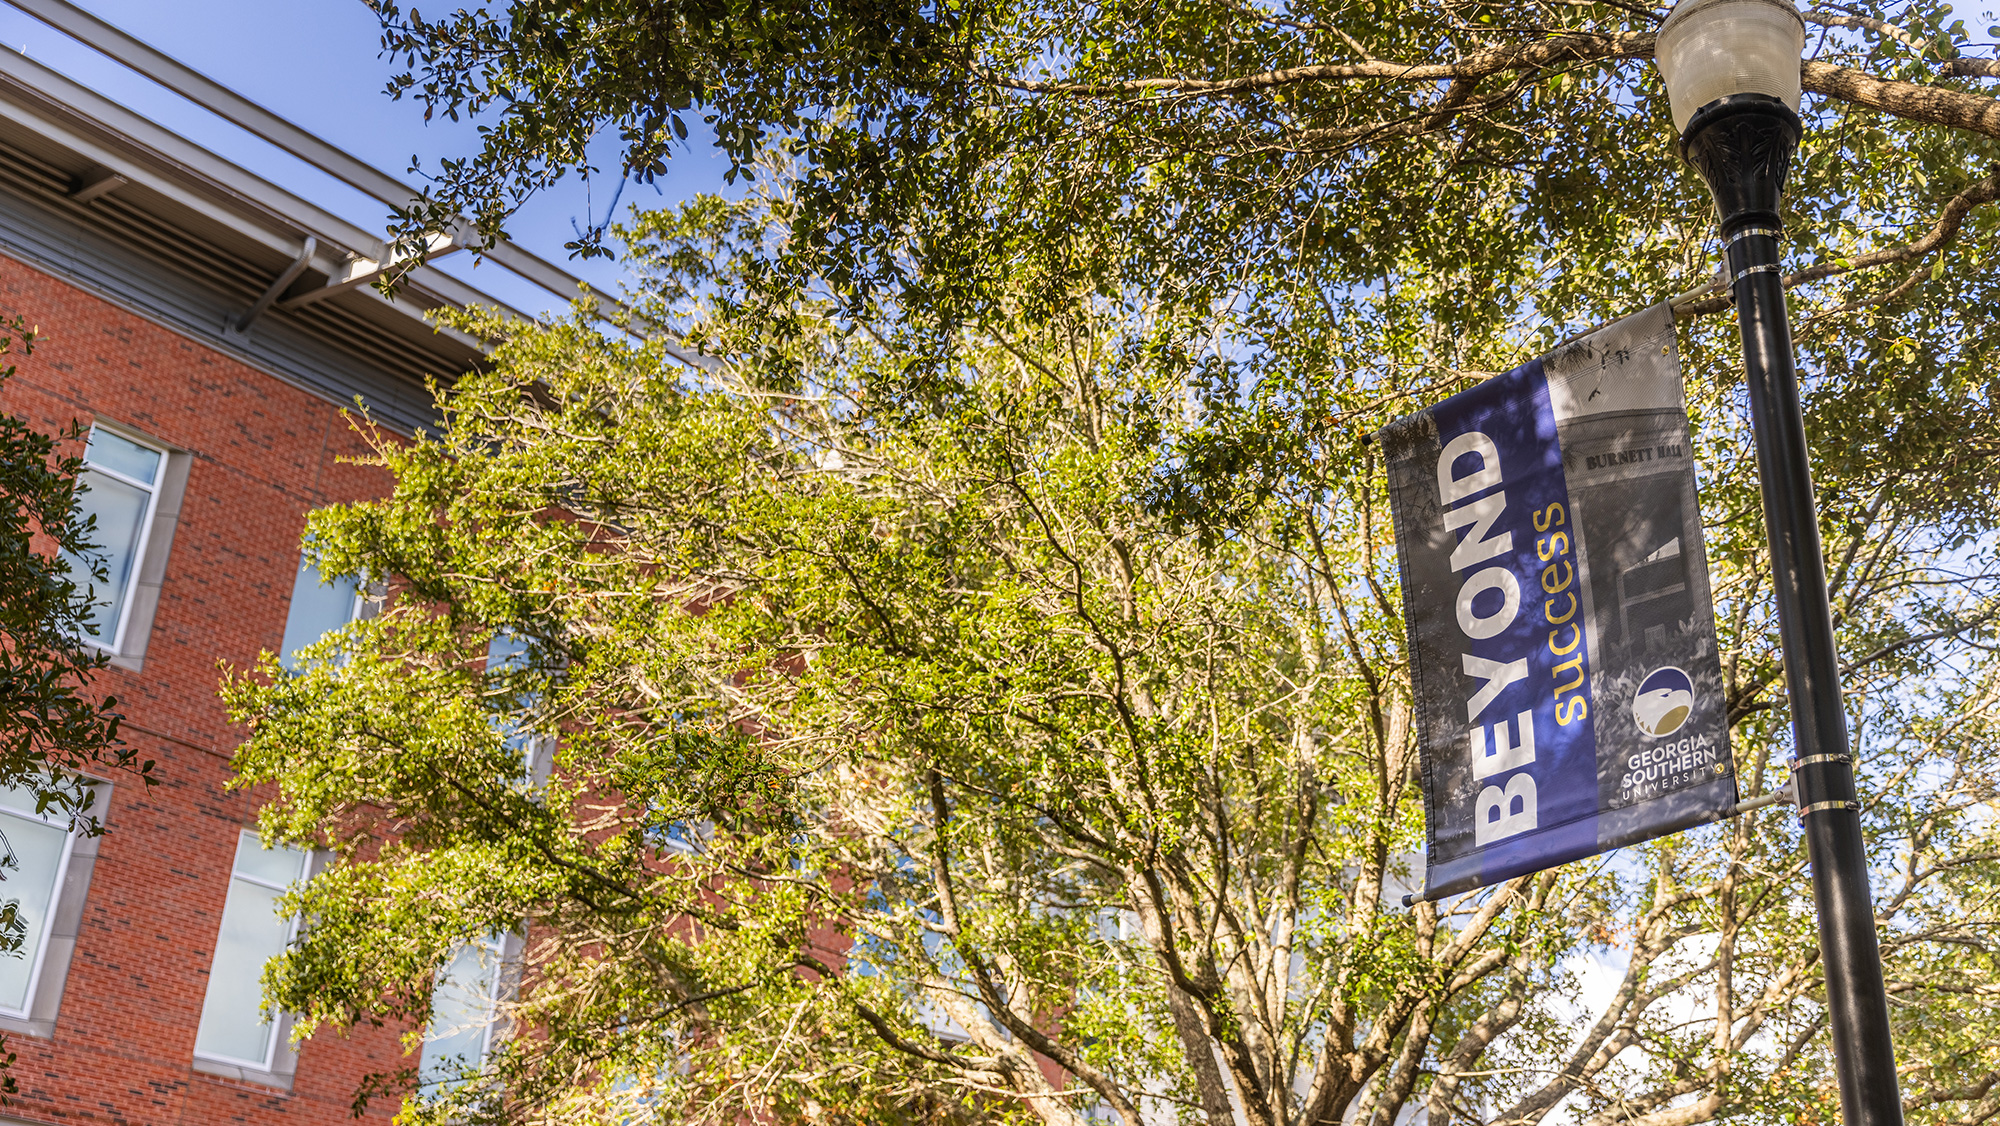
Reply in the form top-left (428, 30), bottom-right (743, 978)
top-left (363, 0), bottom-right (2000, 351)
top-left (220, 2), bottom-right (2000, 1123)
top-left (225, 168), bottom-right (2000, 1123)
top-left (0, 319), bottom-right (136, 827)
top-left (0, 320), bottom-right (144, 1095)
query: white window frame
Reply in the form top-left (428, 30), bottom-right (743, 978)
top-left (72, 423), bottom-right (167, 655)
top-left (192, 830), bottom-right (308, 1077)
top-left (0, 795), bottom-right (80, 1023)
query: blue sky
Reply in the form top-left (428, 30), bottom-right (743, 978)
top-left (0, 0), bottom-right (736, 316)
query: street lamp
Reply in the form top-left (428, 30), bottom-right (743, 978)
top-left (1657, 4), bottom-right (1903, 1125)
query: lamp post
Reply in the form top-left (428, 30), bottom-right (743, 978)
top-left (1656, 3), bottom-right (1902, 1124)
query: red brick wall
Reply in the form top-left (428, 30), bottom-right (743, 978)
top-left (0, 254), bottom-right (409, 1126)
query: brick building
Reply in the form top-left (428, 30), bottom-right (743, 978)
top-left (0, 4), bottom-right (597, 1123)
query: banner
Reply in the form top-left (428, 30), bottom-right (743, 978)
top-left (1381, 304), bottom-right (1735, 903)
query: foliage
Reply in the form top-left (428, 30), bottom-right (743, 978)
top-left (218, 1), bottom-right (2000, 1123)
top-left (0, 318), bottom-right (137, 827)
top-left (0, 318), bottom-right (148, 1096)
top-left (230, 180), bottom-right (2000, 1126)
top-left (365, 0), bottom-right (2000, 353)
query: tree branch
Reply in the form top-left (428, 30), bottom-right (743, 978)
top-left (1805, 59), bottom-right (2000, 138)
top-left (1673, 164), bottom-right (2000, 319)
top-left (1791, 166), bottom-right (2000, 287)
top-left (975, 31), bottom-right (1657, 97)
top-left (1944, 58), bottom-right (2000, 78)
top-left (975, 31), bottom-right (2000, 149)
top-left (1803, 10), bottom-right (1930, 53)
top-left (1426, 959), bottom-right (1530, 1126)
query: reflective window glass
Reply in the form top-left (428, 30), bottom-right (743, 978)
top-left (231, 832), bottom-right (307, 888)
top-left (278, 555), bottom-right (361, 668)
top-left (82, 428), bottom-right (161, 486)
top-left (486, 631), bottom-right (538, 768)
top-left (61, 426), bottom-right (165, 646)
top-left (0, 804), bottom-right (71, 1015)
top-left (419, 935), bottom-right (503, 1089)
top-left (193, 830), bottom-right (307, 1068)
top-left (486, 631), bottom-right (528, 673)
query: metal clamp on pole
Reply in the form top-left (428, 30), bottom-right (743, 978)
top-left (1800, 800), bottom-right (1863, 820)
top-left (1724, 225), bottom-right (1785, 245)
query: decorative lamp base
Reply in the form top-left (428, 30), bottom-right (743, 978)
top-left (1679, 93), bottom-right (1803, 233)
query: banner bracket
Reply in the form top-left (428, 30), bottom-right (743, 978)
top-left (1728, 773), bottom-right (1799, 818)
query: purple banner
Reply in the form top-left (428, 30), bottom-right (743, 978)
top-left (1381, 306), bottom-right (1735, 902)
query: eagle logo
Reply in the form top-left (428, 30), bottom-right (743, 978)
top-left (1633, 667), bottom-right (1695, 738)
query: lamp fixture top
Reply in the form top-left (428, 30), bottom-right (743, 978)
top-left (1656, 0), bottom-right (1806, 133)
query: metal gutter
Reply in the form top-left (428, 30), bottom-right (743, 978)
top-left (3, 0), bottom-right (722, 372)
top-left (8, 0), bottom-right (611, 314)
top-left (0, 46), bottom-right (526, 337)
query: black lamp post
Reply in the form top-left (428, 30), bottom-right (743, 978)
top-left (1656, 3), bottom-right (1902, 1123)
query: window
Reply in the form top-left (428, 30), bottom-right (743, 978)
top-left (278, 553), bottom-right (366, 668)
top-left (486, 631), bottom-right (529, 674)
top-left (488, 631), bottom-right (554, 784)
top-left (62, 426), bottom-right (166, 652)
top-left (418, 933), bottom-right (507, 1090)
top-left (194, 831), bottom-right (307, 1075)
top-left (487, 631), bottom-right (531, 760)
top-left (0, 778), bottom-right (108, 1040)
top-left (0, 784), bottom-right (79, 1020)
